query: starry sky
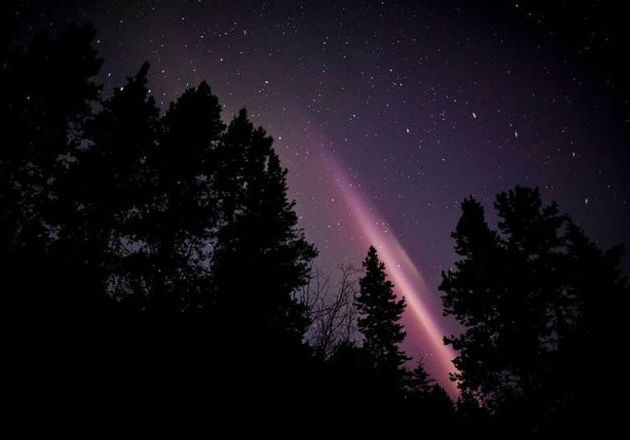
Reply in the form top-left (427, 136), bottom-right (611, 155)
top-left (10, 0), bottom-right (630, 393)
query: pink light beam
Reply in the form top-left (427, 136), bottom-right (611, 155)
top-left (322, 153), bottom-right (460, 398)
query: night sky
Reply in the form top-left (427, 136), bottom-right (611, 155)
top-left (11, 0), bottom-right (630, 394)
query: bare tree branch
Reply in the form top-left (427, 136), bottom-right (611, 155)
top-left (297, 264), bottom-right (361, 358)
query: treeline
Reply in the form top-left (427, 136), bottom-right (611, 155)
top-left (2, 24), bottom-right (627, 436)
top-left (0, 23), bottom-right (450, 427)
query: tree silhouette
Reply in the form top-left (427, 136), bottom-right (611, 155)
top-left (1, 24), bottom-right (102, 311)
top-left (441, 186), bottom-right (628, 435)
top-left (212, 109), bottom-right (317, 341)
top-left (407, 360), bottom-right (434, 395)
top-left (68, 62), bottom-right (159, 304)
top-left (454, 389), bottom-right (492, 438)
top-left (357, 246), bottom-right (409, 391)
top-left (7, 20), bottom-right (627, 431)
top-left (145, 80), bottom-right (225, 313)
top-left (403, 360), bottom-right (455, 429)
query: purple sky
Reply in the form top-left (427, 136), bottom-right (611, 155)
top-left (15, 0), bottom-right (630, 392)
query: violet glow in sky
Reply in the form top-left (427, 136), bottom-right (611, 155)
top-left (322, 148), bottom-right (459, 397)
top-left (15, 0), bottom-right (630, 393)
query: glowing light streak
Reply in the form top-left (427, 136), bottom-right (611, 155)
top-left (322, 153), bottom-right (460, 397)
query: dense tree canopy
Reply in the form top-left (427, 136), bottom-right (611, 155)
top-left (441, 186), bottom-right (628, 436)
top-left (2, 22), bottom-right (627, 435)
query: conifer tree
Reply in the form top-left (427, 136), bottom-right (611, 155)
top-left (71, 62), bottom-right (159, 301)
top-left (405, 360), bottom-right (455, 424)
top-left (212, 109), bottom-right (317, 339)
top-left (146, 81), bottom-right (225, 312)
top-left (441, 186), bottom-right (628, 433)
top-left (407, 361), bottom-right (433, 396)
top-left (0, 24), bottom-right (102, 309)
top-left (1, 24), bottom-right (102, 252)
top-left (356, 246), bottom-right (409, 375)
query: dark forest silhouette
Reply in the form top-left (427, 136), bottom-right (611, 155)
top-left (2, 24), bottom-right (627, 436)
